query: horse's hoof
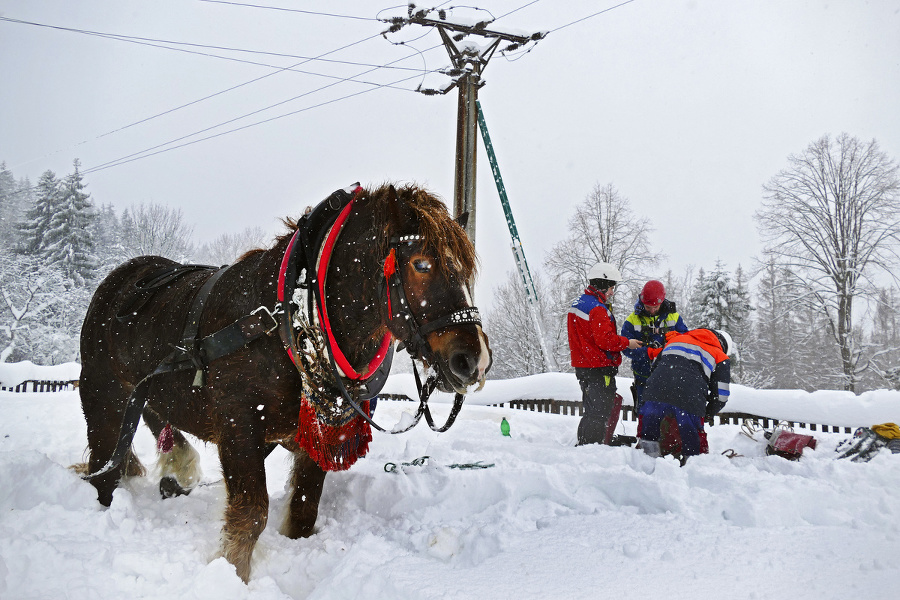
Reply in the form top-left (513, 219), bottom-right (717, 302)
top-left (160, 475), bottom-right (191, 499)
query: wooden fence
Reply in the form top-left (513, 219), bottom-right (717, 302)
top-left (0, 379), bottom-right (79, 393)
top-left (379, 394), bottom-right (854, 434)
top-left (1, 386), bottom-right (855, 434)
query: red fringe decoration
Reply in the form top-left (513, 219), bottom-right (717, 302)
top-left (295, 395), bottom-right (372, 471)
top-left (157, 423), bottom-right (174, 453)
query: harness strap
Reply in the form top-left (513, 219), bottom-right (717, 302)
top-left (278, 186), bottom-right (394, 399)
top-left (412, 359), bottom-right (466, 433)
top-left (418, 307), bottom-right (482, 336)
top-left (315, 195), bottom-right (392, 381)
top-left (166, 306), bottom-right (281, 385)
top-left (173, 266), bottom-right (230, 384)
top-left (116, 264), bottom-right (218, 322)
top-left (182, 267), bottom-right (229, 343)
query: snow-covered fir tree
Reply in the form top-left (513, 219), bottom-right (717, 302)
top-left (730, 265), bottom-right (753, 380)
top-left (747, 257), bottom-right (845, 391)
top-left (662, 266), bottom-right (695, 328)
top-left (690, 261), bottom-right (751, 380)
top-left (692, 261), bottom-right (745, 329)
top-left (0, 163), bottom-right (29, 250)
top-left (685, 267), bottom-right (706, 328)
top-left (747, 258), bottom-right (792, 389)
top-left (16, 170), bottom-right (60, 256)
top-left (0, 253), bottom-right (84, 364)
top-left (41, 160), bottom-right (98, 286)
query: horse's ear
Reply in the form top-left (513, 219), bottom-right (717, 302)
top-left (386, 185), bottom-right (402, 225)
top-left (455, 211), bottom-right (469, 230)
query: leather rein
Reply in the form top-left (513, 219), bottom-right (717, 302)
top-left (278, 184), bottom-right (483, 434)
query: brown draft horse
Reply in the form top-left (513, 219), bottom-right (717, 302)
top-left (78, 183), bottom-right (492, 581)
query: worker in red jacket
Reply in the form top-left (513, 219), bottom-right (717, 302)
top-left (638, 328), bottom-right (733, 462)
top-left (568, 262), bottom-right (643, 446)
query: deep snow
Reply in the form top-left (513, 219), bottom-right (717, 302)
top-left (1, 371), bottom-right (899, 599)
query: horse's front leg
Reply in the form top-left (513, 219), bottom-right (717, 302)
top-left (280, 449), bottom-right (327, 539)
top-left (218, 425), bottom-right (269, 582)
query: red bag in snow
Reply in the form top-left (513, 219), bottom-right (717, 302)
top-left (765, 429), bottom-right (817, 460)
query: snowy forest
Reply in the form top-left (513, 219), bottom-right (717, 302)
top-left (0, 159), bottom-right (266, 366)
top-left (1, 133), bottom-right (899, 393)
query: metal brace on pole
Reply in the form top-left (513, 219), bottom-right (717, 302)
top-left (476, 100), bottom-right (556, 372)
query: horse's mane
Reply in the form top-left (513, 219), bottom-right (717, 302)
top-left (369, 183), bottom-right (478, 280)
top-left (260, 183), bottom-right (477, 279)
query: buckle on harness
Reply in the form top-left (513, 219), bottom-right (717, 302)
top-left (252, 304), bottom-right (282, 334)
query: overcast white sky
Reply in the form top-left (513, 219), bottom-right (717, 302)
top-left (2, 0), bottom-right (899, 306)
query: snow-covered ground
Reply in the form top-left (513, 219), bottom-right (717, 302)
top-left (1, 372), bottom-right (899, 599)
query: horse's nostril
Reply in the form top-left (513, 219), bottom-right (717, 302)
top-left (449, 351), bottom-right (476, 381)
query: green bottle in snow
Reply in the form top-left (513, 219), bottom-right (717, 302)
top-left (501, 417), bottom-right (510, 437)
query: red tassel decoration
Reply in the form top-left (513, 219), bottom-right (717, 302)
top-left (294, 395), bottom-right (371, 472)
top-left (157, 423), bottom-right (175, 453)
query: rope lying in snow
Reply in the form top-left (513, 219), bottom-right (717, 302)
top-left (384, 456), bottom-right (430, 472)
top-left (383, 455), bottom-right (495, 473)
top-left (448, 461), bottom-right (495, 470)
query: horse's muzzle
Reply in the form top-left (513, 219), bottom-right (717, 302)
top-left (430, 326), bottom-right (492, 394)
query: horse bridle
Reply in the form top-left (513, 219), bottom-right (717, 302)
top-left (381, 234), bottom-right (483, 367)
top-left (279, 185), bottom-right (484, 434)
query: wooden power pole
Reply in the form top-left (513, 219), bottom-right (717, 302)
top-left (399, 9), bottom-right (545, 247)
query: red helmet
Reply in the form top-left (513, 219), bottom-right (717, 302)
top-left (640, 280), bottom-right (665, 307)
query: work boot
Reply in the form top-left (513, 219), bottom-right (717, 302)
top-left (577, 415), bottom-right (609, 446)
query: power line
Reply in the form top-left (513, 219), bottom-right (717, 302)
top-left (5, 62), bottom-right (431, 196)
top-left (82, 70), bottom-right (430, 175)
top-left (548, 0), bottom-right (637, 33)
top-left (77, 35), bottom-right (429, 89)
top-left (8, 2), bottom-right (639, 181)
top-left (2, 15), bottom-right (400, 166)
top-left (81, 43), bottom-right (443, 174)
top-left (0, 17), bottom-right (422, 73)
top-left (496, 0), bottom-right (543, 21)
top-left (196, 0), bottom-right (379, 21)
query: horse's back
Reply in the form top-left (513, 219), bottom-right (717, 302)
top-left (80, 255), bottom-right (207, 386)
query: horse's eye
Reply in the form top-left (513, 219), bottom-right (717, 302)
top-left (413, 259), bottom-right (432, 273)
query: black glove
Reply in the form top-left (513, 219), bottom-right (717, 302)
top-left (706, 398), bottom-right (726, 420)
top-left (648, 339), bottom-right (663, 349)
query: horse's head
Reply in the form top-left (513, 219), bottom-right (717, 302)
top-left (368, 184), bottom-right (492, 393)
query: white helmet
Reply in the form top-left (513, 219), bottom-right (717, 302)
top-left (587, 262), bottom-right (621, 283)
top-left (713, 329), bottom-right (734, 357)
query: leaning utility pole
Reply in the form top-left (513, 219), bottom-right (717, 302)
top-left (395, 7), bottom-right (545, 247)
